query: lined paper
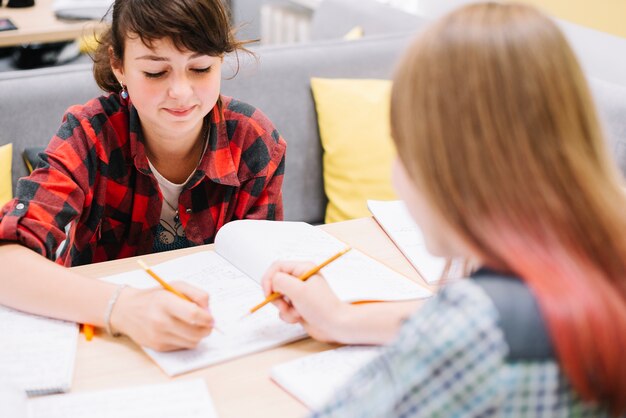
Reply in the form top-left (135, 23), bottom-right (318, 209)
top-left (0, 305), bottom-right (78, 395)
top-left (368, 200), bottom-right (447, 283)
top-left (271, 346), bottom-right (382, 409)
top-left (102, 252), bottom-right (306, 376)
top-left (215, 220), bottom-right (432, 301)
top-left (28, 379), bottom-right (217, 418)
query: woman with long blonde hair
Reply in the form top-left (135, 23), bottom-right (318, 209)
top-left (263, 2), bottom-right (626, 416)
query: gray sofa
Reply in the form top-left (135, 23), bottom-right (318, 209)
top-left (1, 0), bottom-right (625, 226)
top-left (0, 31), bottom-right (418, 224)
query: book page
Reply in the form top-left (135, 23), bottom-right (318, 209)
top-left (27, 379), bottom-right (217, 418)
top-left (368, 200), bottom-right (447, 283)
top-left (102, 251), bottom-right (305, 376)
top-left (0, 305), bottom-right (78, 395)
top-left (271, 346), bottom-right (382, 410)
top-left (214, 220), bottom-right (432, 301)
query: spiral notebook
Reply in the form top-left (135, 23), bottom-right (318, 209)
top-left (0, 305), bottom-right (79, 396)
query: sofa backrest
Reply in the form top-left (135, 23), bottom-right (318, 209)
top-left (0, 64), bottom-right (102, 189)
top-left (0, 33), bottom-right (416, 224)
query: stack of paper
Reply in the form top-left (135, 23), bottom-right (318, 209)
top-left (27, 379), bottom-right (218, 418)
top-left (0, 305), bottom-right (78, 396)
top-left (271, 346), bottom-right (382, 409)
top-left (368, 200), bottom-right (447, 283)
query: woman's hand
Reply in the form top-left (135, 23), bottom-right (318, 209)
top-left (261, 261), bottom-right (351, 343)
top-left (110, 281), bottom-right (214, 351)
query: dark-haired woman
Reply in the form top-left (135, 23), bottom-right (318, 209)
top-left (0, 0), bottom-right (286, 352)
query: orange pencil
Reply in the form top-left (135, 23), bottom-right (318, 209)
top-left (247, 246), bottom-right (352, 315)
top-left (83, 324), bottom-right (94, 341)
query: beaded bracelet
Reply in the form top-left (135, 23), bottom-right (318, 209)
top-left (104, 284), bottom-right (127, 337)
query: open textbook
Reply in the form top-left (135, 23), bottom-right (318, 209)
top-left (271, 346), bottom-right (382, 409)
top-left (368, 200), bottom-right (447, 283)
top-left (0, 305), bottom-right (78, 396)
top-left (27, 379), bottom-right (217, 418)
top-left (102, 220), bottom-right (431, 376)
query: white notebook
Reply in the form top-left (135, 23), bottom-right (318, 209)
top-left (368, 200), bottom-right (447, 283)
top-left (102, 220), bottom-right (431, 376)
top-left (271, 346), bottom-right (382, 410)
top-left (0, 305), bottom-right (78, 396)
top-left (27, 379), bottom-right (217, 418)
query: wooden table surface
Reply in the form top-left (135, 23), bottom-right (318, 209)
top-left (0, 0), bottom-right (105, 47)
top-left (70, 217), bottom-right (433, 418)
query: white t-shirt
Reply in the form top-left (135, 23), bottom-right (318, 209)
top-left (148, 159), bottom-right (191, 246)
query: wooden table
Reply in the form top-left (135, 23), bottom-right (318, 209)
top-left (70, 217), bottom-right (433, 418)
top-left (0, 0), bottom-right (105, 47)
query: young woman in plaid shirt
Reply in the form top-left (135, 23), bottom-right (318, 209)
top-left (263, 3), bottom-right (626, 416)
top-left (0, 0), bottom-right (286, 351)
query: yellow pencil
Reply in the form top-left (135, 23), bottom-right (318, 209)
top-left (138, 259), bottom-right (191, 301)
top-left (247, 246), bottom-right (352, 315)
top-left (137, 259), bottom-right (222, 333)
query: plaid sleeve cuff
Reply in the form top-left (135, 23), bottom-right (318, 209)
top-left (0, 199), bottom-right (46, 256)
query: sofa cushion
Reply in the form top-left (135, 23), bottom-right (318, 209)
top-left (0, 143), bottom-right (12, 207)
top-left (311, 77), bottom-right (396, 223)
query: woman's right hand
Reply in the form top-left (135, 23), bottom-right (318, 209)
top-left (261, 261), bottom-right (352, 343)
top-left (109, 281), bottom-right (214, 351)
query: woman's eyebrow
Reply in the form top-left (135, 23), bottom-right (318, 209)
top-left (135, 52), bottom-right (207, 61)
top-left (135, 55), bottom-right (168, 61)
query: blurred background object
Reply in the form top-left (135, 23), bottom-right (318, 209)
top-left (6, 0), bottom-right (35, 8)
top-left (231, 0), bottom-right (626, 46)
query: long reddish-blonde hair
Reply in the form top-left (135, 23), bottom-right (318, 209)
top-left (391, 2), bottom-right (626, 414)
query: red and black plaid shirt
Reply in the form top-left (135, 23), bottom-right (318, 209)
top-left (0, 94), bottom-right (286, 266)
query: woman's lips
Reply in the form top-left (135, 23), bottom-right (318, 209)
top-left (164, 106), bottom-right (195, 117)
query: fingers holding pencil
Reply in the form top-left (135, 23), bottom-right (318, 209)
top-left (260, 259), bottom-right (348, 343)
top-left (255, 247), bottom-right (351, 315)
top-left (259, 246), bottom-right (351, 318)
top-left (137, 260), bottom-right (223, 334)
top-left (110, 284), bottom-right (215, 351)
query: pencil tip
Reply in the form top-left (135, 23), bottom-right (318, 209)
top-left (137, 259), bottom-right (148, 269)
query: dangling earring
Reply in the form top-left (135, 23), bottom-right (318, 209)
top-left (119, 81), bottom-right (129, 100)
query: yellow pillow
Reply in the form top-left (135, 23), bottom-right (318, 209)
top-left (311, 78), bottom-right (397, 223)
top-left (0, 143), bottom-right (13, 207)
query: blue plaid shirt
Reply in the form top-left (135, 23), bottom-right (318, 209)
top-left (312, 279), bottom-right (613, 418)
